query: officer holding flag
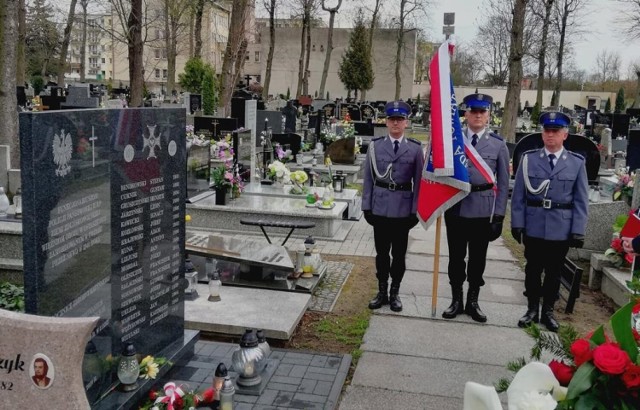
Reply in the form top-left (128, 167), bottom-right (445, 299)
top-left (442, 93), bottom-right (510, 323)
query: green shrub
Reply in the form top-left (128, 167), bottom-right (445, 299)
top-left (0, 282), bottom-right (25, 312)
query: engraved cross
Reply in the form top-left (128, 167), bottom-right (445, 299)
top-left (89, 126), bottom-right (98, 167)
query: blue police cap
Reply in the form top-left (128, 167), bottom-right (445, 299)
top-left (385, 101), bottom-right (411, 118)
top-left (462, 93), bottom-right (493, 110)
top-left (539, 111), bottom-right (570, 129)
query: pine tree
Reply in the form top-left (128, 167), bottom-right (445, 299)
top-left (531, 102), bottom-right (541, 126)
top-left (179, 58), bottom-right (208, 94)
top-left (605, 97), bottom-right (611, 113)
top-left (615, 87), bottom-right (625, 112)
top-left (201, 66), bottom-right (217, 115)
top-left (338, 12), bottom-right (374, 98)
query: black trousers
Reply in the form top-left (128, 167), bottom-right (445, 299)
top-left (444, 213), bottom-right (490, 289)
top-left (523, 235), bottom-right (570, 303)
top-left (372, 216), bottom-right (411, 285)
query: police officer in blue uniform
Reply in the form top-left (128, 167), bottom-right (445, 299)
top-left (363, 101), bottom-right (424, 312)
top-left (511, 111), bottom-right (589, 332)
top-left (442, 93), bottom-right (510, 323)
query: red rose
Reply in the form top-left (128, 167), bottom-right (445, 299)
top-left (571, 339), bottom-right (593, 366)
top-left (593, 342), bottom-right (631, 375)
top-left (612, 238), bottom-right (624, 252)
top-left (633, 302), bottom-right (640, 315)
top-left (623, 364), bottom-right (640, 389)
top-left (201, 387), bottom-right (215, 403)
top-left (633, 328), bottom-right (640, 342)
top-left (148, 390), bottom-right (158, 400)
top-left (549, 359), bottom-right (575, 386)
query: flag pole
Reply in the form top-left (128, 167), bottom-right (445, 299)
top-left (431, 215), bottom-right (442, 317)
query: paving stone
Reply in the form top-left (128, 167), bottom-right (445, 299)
top-left (313, 380), bottom-right (332, 396)
top-left (256, 389), bottom-right (279, 405)
top-left (274, 363), bottom-right (293, 376)
top-left (293, 392), bottom-right (327, 403)
top-left (297, 378), bottom-right (317, 393)
top-left (289, 364), bottom-right (307, 378)
top-left (338, 385), bottom-right (463, 410)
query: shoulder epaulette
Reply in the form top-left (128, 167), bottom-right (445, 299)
top-left (489, 132), bottom-right (503, 141)
top-left (568, 151), bottom-right (585, 161)
top-left (407, 137), bottom-right (421, 145)
top-left (372, 136), bottom-right (384, 142)
top-left (522, 149), bottom-right (538, 156)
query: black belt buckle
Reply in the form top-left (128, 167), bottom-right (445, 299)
top-left (543, 199), bottom-right (552, 209)
top-left (388, 183), bottom-right (396, 191)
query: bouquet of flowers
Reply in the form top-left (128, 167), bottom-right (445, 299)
top-left (210, 135), bottom-right (243, 196)
top-left (613, 169), bottom-right (635, 204)
top-left (289, 170), bottom-right (308, 194)
top-left (139, 355), bottom-right (169, 380)
top-left (185, 125), bottom-right (209, 147)
top-left (140, 381), bottom-right (215, 410)
top-left (605, 213), bottom-right (632, 267)
top-left (267, 160), bottom-right (291, 184)
top-left (494, 300), bottom-right (640, 409)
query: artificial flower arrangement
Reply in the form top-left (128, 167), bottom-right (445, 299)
top-left (613, 168), bottom-right (635, 204)
top-left (320, 114), bottom-right (357, 144)
top-left (210, 134), bottom-right (243, 196)
top-left (139, 355), bottom-right (169, 380)
top-left (139, 381), bottom-right (215, 410)
top-left (185, 125), bottom-right (209, 147)
top-left (489, 300), bottom-right (640, 409)
top-left (289, 170), bottom-right (308, 194)
top-left (274, 143), bottom-right (294, 162)
top-left (605, 213), bottom-right (632, 267)
top-left (267, 160), bottom-right (291, 184)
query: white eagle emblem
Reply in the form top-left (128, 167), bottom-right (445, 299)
top-left (143, 124), bottom-right (161, 159)
top-left (52, 129), bottom-right (72, 177)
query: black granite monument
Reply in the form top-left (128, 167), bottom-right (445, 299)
top-left (20, 108), bottom-right (196, 408)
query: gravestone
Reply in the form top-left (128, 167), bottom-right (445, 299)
top-left (322, 103), bottom-right (336, 118)
top-left (60, 85), bottom-right (100, 109)
top-left (627, 129), bottom-right (640, 172)
top-left (245, 99), bottom-right (257, 149)
top-left (41, 87), bottom-right (67, 111)
top-left (184, 93), bottom-right (202, 115)
top-left (360, 104), bottom-right (375, 120)
top-left (231, 98), bottom-right (248, 128)
top-left (326, 138), bottom-right (356, 164)
top-left (20, 108), bottom-right (196, 408)
top-left (193, 116), bottom-right (238, 139)
top-left (256, 111), bottom-right (283, 134)
top-left (0, 309), bottom-right (98, 408)
top-left (271, 133), bottom-right (302, 159)
top-left (347, 104), bottom-right (361, 121)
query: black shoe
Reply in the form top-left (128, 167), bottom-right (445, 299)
top-left (518, 308), bottom-right (540, 328)
top-left (540, 306), bottom-right (559, 332)
top-left (368, 292), bottom-right (388, 310)
top-left (465, 288), bottom-right (487, 323)
top-left (442, 288), bottom-right (464, 319)
top-left (389, 294), bottom-right (402, 312)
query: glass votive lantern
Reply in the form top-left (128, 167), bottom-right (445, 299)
top-left (117, 342), bottom-right (139, 392)
top-left (213, 362), bottom-right (228, 401)
top-left (255, 329), bottom-right (271, 373)
top-left (231, 329), bottom-right (264, 387)
top-left (219, 376), bottom-right (235, 410)
top-left (184, 257), bottom-right (199, 299)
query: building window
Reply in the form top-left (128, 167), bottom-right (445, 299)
top-left (312, 44), bottom-right (316, 51)
top-left (102, 58), bottom-right (106, 63)
top-left (245, 53), bottom-right (250, 61)
top-left (163, 69), bottom-right (167, 79)
top-left (162, 48), bottom-right (167, 59)
top-left (155, 49), bottom-right (161, 59)
top-left (255, 51), bottom-right (260, 62)
top-left (155, 69), bottom-right (160, 78)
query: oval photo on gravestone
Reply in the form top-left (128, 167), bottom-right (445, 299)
top-left (30, 353), bottom-right (55, 390)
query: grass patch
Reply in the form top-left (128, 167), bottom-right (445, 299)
top-left (314, 311), bottom-right (370, 347)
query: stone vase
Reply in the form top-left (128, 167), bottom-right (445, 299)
top-left (215, 186), bottom-right (228, 205)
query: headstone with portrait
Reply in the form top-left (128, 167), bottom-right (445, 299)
top-left (19, 108), bottom-right (197, 408)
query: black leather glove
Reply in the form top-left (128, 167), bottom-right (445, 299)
top-left (487, 215), bottom-right (504, 242)
top-left (569, 234), bottom-right (585, 248)
top-left (407, 214), bottom-right (419, 229)
top-left (511, 228), bottom-right (524, 244)
top-left (363, 210), bottom-right (374, 225)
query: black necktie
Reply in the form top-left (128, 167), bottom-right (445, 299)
top-left (394, 140), bottom-right (399, 154)
top-left (471, 134), bottom-right (478, 147)
top-left (548, 153), bottom-right (556, 170)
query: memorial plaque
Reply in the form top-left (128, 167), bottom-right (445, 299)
top-left (20, 108), bottom-right (191, 406)
top-left (193, 116), bottom-right (238, 140)
top-left (60, 85), bottom-right (100, 109)
top-left (256, 110), bottom-right (283, 135)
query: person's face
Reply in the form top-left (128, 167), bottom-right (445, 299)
top-left (542, 127), bottom-right (568, 152)
top-left (464, 108), bottom-right (490, 132)
top-left (34, 361), bottom-right (45, 377)
top-left (386, 116), bottom-right (407, 138)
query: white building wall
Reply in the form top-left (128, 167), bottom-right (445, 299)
top-left (256, 28), bottom-right (416, 101)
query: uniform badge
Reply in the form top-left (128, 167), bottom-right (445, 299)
top-left (549, 112), bottom-right (557, 120)
top-left (478, 94), bottom-right (484, 100)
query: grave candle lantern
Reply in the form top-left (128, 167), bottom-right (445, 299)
top-left (213, 362), bottom-right (228, 401)
top-left (231, 329), bottom-right (264, 386)
top-left (117, 342), bottom-right (139, 391)
top-left (184, 256), bottom-right (199, 299)
top-left (219, 376), bottom-right (235, 410)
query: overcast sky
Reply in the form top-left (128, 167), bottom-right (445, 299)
top-left (330, 0), bottom-right (640, 79)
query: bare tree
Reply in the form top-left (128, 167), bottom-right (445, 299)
top-left (0, 0), bottom-right (19, 166)
top-left (475, 15), bottom-right (510, 86)
top-left (79, 0), bottom-right (89, 82)
top-left (551, 0), bottom-right (588, 107)
top-left (450, 45), bottom-right (482, 86)
top-left (261, 0), bottom-right (277, 99)
top-left (529, 0), bottom-right (554, 110)
top-left (318, 0), bottom-right (341, 99)
top-left (294, 0), bottom-right (317, 97)
top-left (56, 0), bottom-right (78, 86)
top-left (362, 0), bottom-right (383, 101)
top-left (193, 0), bottom-right (205, 58)
top-left (618, 0), bottom-right (640, 39)
top-left (501, 0), bottom-right (529, 142)
top-left (128, 0), bottom-right (144, 106)
top-left (163, 0), bottom-right (190, 97)
top-left (393, 0), bottom-right (426, 99)
top-left (17, 0), bottom-right (26, 86)
top-left (593, 49), bottom-right (621, 85)
top-left (218, 0), bottom-right (250, 114)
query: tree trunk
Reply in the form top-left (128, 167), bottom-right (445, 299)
top-left (16, 0), bottom-right (25, 86)
top-left (128, 0), bottom-right (144, 107)
top-left (535, 0), bottom-right (554, 110)
top-left (634, 71), bottom-right (640, 109)
top-left (262, 1), bottom-right (276, 100)
top-left (57, 0), bottom-right (78, 86)
top-left (0, 0), bottom-right (20, 167)
top-left (552, 4), bottom-right (569, 107)
top-left (302, 13), bottom-right (311, 96)
top-left (296, 24), bottom-right (305, 98)
top-left (193, 0), bottom-right (204, 58)
top-left (318, 8), bottom-right (338, 99)
top-left (218, 0), bottom-right (249, 114)
top-left (363, 0), bottom-right (381, 101)
top-left (500, 0), bottom-right (528, 143)
top-left (80, 3), bottom-right (87, 82)
top-left (394, 1), bottom-right (405, 100)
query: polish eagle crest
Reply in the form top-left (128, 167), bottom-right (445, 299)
top-left (52, 129), bottom-right (72, 176)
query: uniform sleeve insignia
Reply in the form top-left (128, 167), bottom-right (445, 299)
top-left (489, 132), bottom-right (503, 141)
top-left (568, 151), bottom-right (585, 161)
